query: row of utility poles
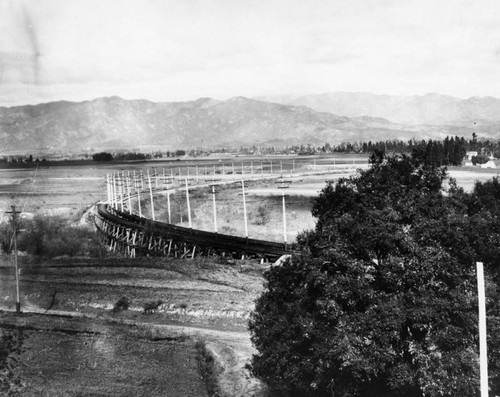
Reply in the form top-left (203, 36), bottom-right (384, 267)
top-left (106, 169), bottom-right (292, 246)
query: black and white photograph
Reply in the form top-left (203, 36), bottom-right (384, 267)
top-left (1, 0), bottom-right (500, 395)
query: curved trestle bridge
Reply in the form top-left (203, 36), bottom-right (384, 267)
top-left (95, 203), bottom-right (294, 260)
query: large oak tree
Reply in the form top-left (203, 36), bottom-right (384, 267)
top-left (249, 151), bottom-right (500, 396)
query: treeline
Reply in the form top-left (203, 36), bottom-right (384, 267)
top-left (0, 155), bottom-right (47, 164)
top-left (238, 133), bottom-right (499, 162)
top-left (410, 137), bottom-right (467, 166)
top-left (91, 137), bottom-right (468, 167)
top-left (92, 150), bottom-right (193, 162)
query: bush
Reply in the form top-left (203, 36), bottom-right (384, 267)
top-left (253, 205), bottom-right (269, 225)
top-left (13, 214), bottom-right (100, 257)
top-left (0, 223), bottom-right (13, 255)
top-left (195, 341), bottom-right (221, 397)
top-left (0, 329), bottom-right (24, 395)
top-left (113, 297), bottom-right (130, 313)
top-left (92, 152), bottom-right (113, 161)
top-left (143, 300), bottom-right (163, 314)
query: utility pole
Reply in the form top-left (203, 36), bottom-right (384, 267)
top-left (106, 173), bottom-right (111, 204)
top-left (5, 206), bottom-right (21, 314)
top-left (207, 179), bottom-right (219, 233)
top-left (119, 170), bottom-right (125, 212)
top-left (111, 172), bottom-right (117, 209)
top-left (164, 176), bottom-right (173, 224)
top-left (185, 178), bottom-right (192, 228)
top-left (240, 180), bottom-right (249, 239)
top-left (147, 169), bottom-right (155, 220)
top-left (276, 178), bottom-right (291, 249)
top-left (133, 170), bottom-right (142, 217)
top-left (126, 171), bottom-right (132, 215)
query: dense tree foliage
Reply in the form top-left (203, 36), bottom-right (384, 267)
top-left (249, 150), bottom-right (500, 396)
top-left (92, 152), bottom-right (113, 161)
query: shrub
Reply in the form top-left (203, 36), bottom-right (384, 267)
top-left (92, 152), bottom-right (113, 161)
top-left (195, 341), bottom-right (221, 397)
top-left (143, 300), bottom-right (163, 314)
top-left (15, 214), bottom-right (100, 257)
top-left (113, 297), bottom-right (129, 313)
top-left (0, 329), bottom-right (24, 395)
top-left (0, 223), bottom-right (13, 255)
top-left (253, 205), bottom-right (269, 225)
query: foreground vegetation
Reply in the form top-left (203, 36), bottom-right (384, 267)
top-left (1, 213), bottom-right (100, 258)
top-left (250, 149), bottom-right (500, 396)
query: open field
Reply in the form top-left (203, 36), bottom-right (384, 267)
top-left (0, 155), bottom-right (364, 218)
top-left (448, 166), bottom-right (500, 192)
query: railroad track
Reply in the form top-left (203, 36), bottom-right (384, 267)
top-left (95, 203), bottom-right (296, 260)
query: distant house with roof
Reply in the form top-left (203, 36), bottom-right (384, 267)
top-left (466, 151), bottom-right (478, 160)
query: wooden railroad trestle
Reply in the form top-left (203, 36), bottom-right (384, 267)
top-left (95, 203), bottom-right (294, 260)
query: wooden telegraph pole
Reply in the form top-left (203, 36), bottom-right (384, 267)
top-left (185, 178), bottom-right (192, 228)
top-left (5, 206), bottom-right (21, 314)
top-left (126, 171), bottom-right (132, 215)
top-left (207, 179), bottom-right (220, 233)
top-left (118, 171), bottom-right (124, 212)
top-left (241, 180), bottom-right (248, 239)
top-left (134, 170), bottom-right (142, 217)
top-left (163, 175), bottom-right (173, 224)
top-left (276, 178), bottom-right (291, 249)
top-left (147, 169), bottom-right (155, 220)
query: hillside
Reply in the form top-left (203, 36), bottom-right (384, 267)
top-left (0, 95), bottom-right (498, 153)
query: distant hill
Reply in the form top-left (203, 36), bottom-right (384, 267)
top-left (259, 92), bottom-right (500, 126)
top-left (0, 94), bottom-right (498, 153)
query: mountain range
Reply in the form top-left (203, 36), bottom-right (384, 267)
top-left (259, 92), bottom-right (500, 126)
top-left (1, 93), bottom-right (499, 154)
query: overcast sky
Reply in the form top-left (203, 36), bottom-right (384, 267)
top-left (1, 0), bottom-right (500, 106)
